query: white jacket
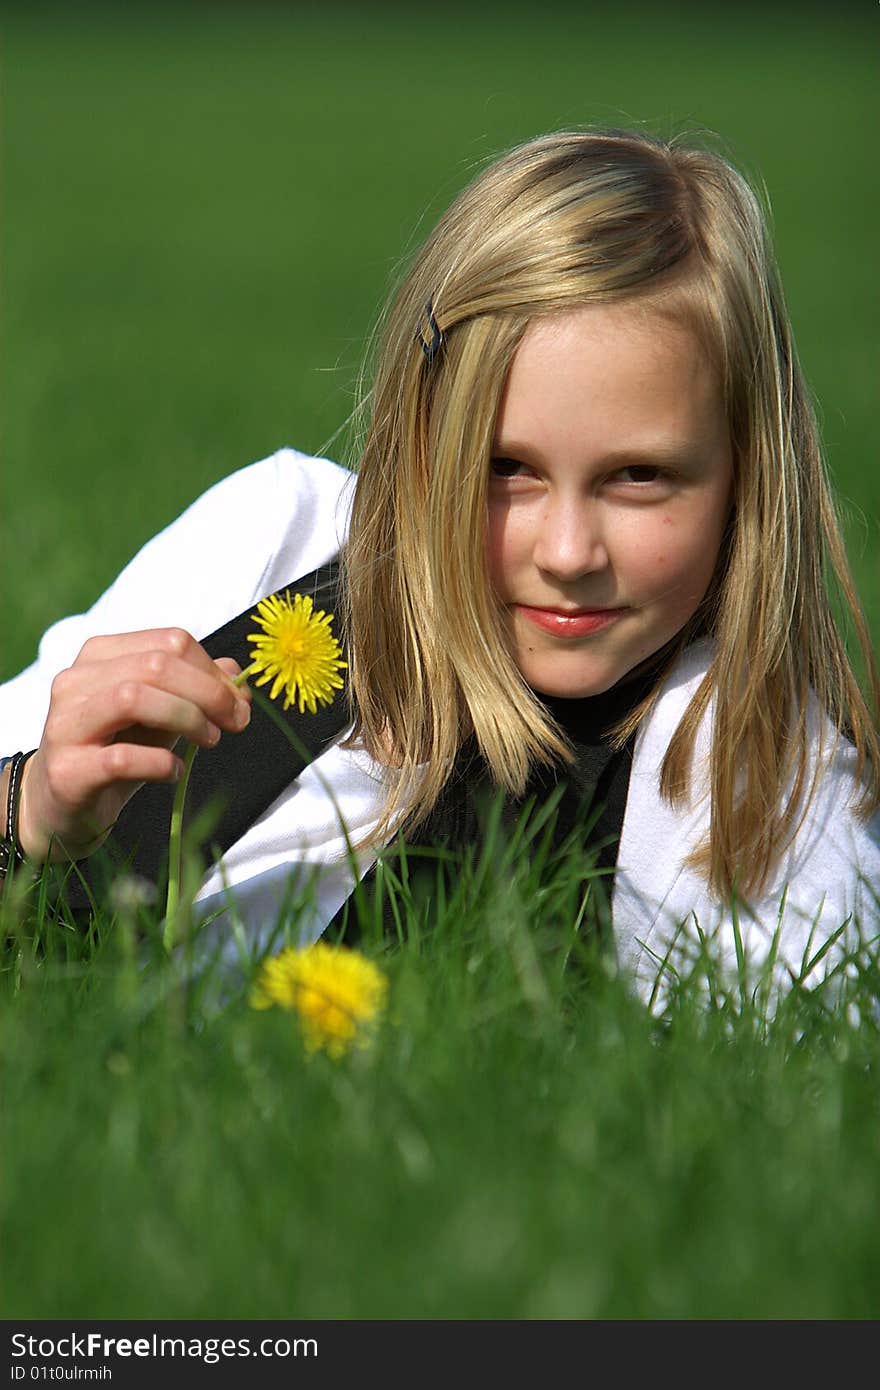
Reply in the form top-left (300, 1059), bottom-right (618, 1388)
top-left (614, 641), bottom-right (879, 1003)
top-left (2, 448), bottom-right (877, 1002)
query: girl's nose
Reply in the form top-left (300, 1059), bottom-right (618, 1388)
top-left (533, 496), bottom-right (608, 580)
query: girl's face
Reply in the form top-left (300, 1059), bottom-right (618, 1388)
top-left (487, 301), bottom-right (733, 698)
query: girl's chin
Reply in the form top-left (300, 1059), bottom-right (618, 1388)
top-left (517, 662), bottom-right (627, 699)
top-left (512, 640), bottom-right (662, 699)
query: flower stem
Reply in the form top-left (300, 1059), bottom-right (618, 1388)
top-left (163, 741), bottom-right (198, 952)
top-left (160, 664), bottom-right (292, 953)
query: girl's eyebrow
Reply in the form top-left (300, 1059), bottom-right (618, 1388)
top-left (597, 445), bottom-right (710, 469)
top-left (491, 438), bottom-right (712, 469)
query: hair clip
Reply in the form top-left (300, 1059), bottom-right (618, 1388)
top-left (415, 299), bottom-right (443, 364)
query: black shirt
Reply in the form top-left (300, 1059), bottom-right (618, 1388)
top-left (329, 666), bottom-right (656, 948)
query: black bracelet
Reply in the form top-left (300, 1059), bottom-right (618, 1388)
top-left (1, 749), bottom-right (37, 879)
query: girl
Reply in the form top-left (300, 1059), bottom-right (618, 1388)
top-left (2, 128), bottom-right (878, 1001)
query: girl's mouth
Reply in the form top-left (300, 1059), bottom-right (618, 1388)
top-left (515, 605), bottom-right (626, 638)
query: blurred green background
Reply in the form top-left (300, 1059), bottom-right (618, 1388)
top-left (2, 0), bottom-right (877, 681)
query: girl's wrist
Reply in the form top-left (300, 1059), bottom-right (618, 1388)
top-left (15, 756), bottom-right (101, 865)
top-left (1, 750), bottom-right (39, 876)
top-left (0, 762), bottom-right (11, 837)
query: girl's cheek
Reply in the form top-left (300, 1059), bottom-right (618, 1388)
top-left (485, 507), bottom-right (526, 591)
top-left (617, 516), bottom-right (676, 585)
top-left (623, 514), bottom-right (715, 605)
top-left (485, 524), bottom-right (510, 592)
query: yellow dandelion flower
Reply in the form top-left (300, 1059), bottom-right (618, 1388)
top-left (249, 943), bottom-right (388, 1059)
top-left (246, 590), bottom-right (346, 714)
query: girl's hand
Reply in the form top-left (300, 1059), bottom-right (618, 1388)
top-left (16, 628), bottom-right (252, 863)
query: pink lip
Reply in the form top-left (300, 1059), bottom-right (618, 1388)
top-left (516, 605), bottom-right (626, 638)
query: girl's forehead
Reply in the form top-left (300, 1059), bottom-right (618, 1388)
top-left (506, 303), bottom-right (722, 404)
top-left (495, 301), bottom-right (730, 460)
top-left (516, 298), bottom-right (701, 355)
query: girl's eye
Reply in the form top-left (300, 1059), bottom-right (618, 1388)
top-left (616, 464), bottom-right (664, 484)
top-left (489, 457), bottom-right (527, 479)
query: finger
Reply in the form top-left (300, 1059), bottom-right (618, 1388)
top-left (214, 656), bottom-right (253, 701)
top-left (74, 627), bottom-right (233, 684)
top-left (49, 678), bottom-right (232, 750)
top-left (52, 650), bottom-right (251, 739)
top-left (17, 743), bottom-right (185, 859)
top-left (70, 632), bottom-right (252, 719)
top-left (96, 739), bottom-right (186, 787)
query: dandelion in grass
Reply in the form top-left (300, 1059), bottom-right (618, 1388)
top-left (245, 591), bottom-right (346, 714)
top-left (250, 942), bottom-right (388, 1058)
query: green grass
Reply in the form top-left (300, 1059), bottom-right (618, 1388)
top-left (2, 806), bottom-right (880, 1320)
top-left (2, 1), bottom-right (879, 1320)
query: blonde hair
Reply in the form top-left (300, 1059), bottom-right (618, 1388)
top-left (340, 127), bottom-right (879, 900)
